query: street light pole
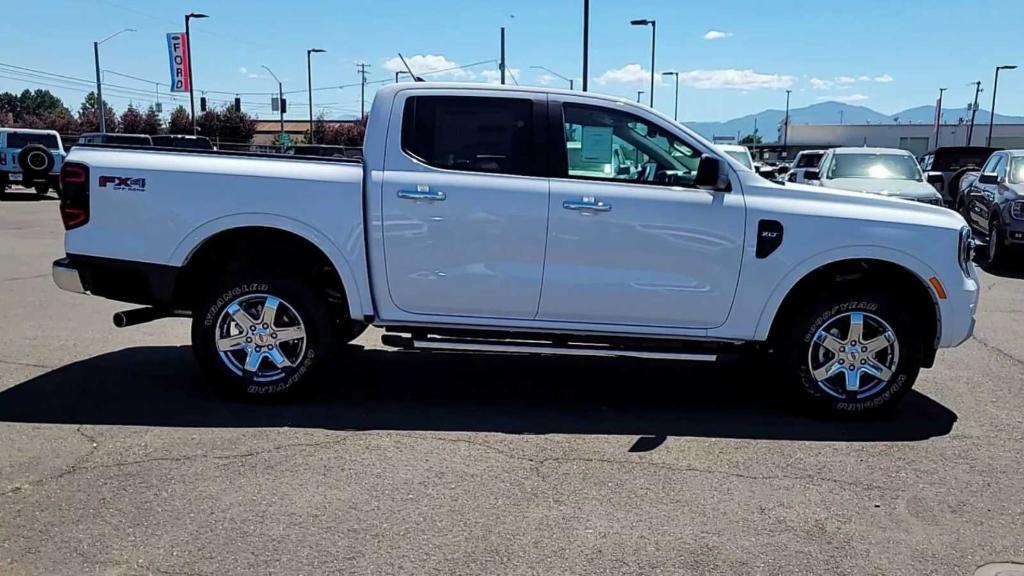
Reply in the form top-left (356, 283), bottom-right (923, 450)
top-left (783, 89), bottom-right (792, 154)
top-left (262, 65), bottom-right (284, 150)
top-left (661, 71), bottom-right (679, 120)
top-left (500, 27), bottom-right (507, 85)
top-left (967, 81), bottom-right (982, 145)
top-left (307, 48), bottom-right (325, 144)
top-left (93, 28), bottom-right (135, 134)
top-left (988, 65), bottom-right (1017, 147)
top-left (636, 90), bottom-right (645, 103)
top-left (934, 87), bottom-right (946, 148)
top-left (630, 19), bottom-right (656, 107)
top-left (582, 0), bottom-right (589, 92)
top-left (529, 66), bottom-right (573, 89)
top-left (184, 12), bottom-right (208, 136)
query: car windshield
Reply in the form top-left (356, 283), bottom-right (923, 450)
top-left (7, 132), bottom-right (59, 149)
top-left (724, 149), bottom-right (753, 169)
top-left (796, 153), bottom-right (823, 168)
top-left (829, 153), bottom-right (923, 181)
top-left (1011, 156), bottom-right (1024, 184)
top-left (933, 149), bottom-right (995, 171)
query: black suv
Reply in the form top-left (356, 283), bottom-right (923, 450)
top-left (960, 149), bottom-right (1024, 268)
top-left (920, 146), bottom-right (999, 206)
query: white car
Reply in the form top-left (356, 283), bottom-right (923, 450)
top-left (51, 83), bottom-right (978, 415)
top-left (809, 147), bottom-right (945, 206)
top-left (717, 144), bottom-right (755, 170)
top-left (786, 150), bottom-right (825, 184)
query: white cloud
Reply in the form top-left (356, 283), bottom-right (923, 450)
top-left (239, 66), bottom-right (262, 79)
top-left (480, 68), bottom-right (521, 84)
top-left (836, 76), bottom-right (856, 84)
top-left (678, 69), bottom-right (793, 90)
top-left (817, 93), bottom-right (869, 103)
top-left (383, 54), bottom-right (472, 79)
top-left (874, 74), bottom-right (894, 83)
top-left (810, 77), bottom-right (833, 90)
top-left (703, 30), bottom-right (733, 40)
top-left (857, 75), bottom-right (871, 81)
top-left (596, 64), bottom-right (662, 86)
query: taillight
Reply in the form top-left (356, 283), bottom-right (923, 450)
top-left (59, 162), bottom-right (90, 230)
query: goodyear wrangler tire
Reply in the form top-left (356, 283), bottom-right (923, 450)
top-left (191, 271), bottom-right (336, 399)
top-left (781, 288), bottom-right (922, 415)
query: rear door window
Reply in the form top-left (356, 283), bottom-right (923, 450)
top-left (6, 132), bottom-right (58, 149)
top-left (401, 96), bottom-right (539, 176)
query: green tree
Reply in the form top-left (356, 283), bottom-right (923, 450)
top-left (739, 133), bottom-right (762, 145)
top-left (302, 111), bottom-right (328, 144)
top-left (118, 104), bottom-right (145, 134)
top-left (77, 91), bottom-right (117, 133)
top-left (168, 105), bottom-right (191, 134)
top-left (141, 106), bottom-right (163, 135)
top-left (18, 89), bottom-right (66, 120)
top-left (195, 109), bottom-right (219, 139)
top-left (217, 106), bottom-right (257, 144)
top-left (0, 92), bottom-right (20, 120)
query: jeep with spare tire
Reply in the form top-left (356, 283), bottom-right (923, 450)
top-left (0, 128), bottom-right (65, 197)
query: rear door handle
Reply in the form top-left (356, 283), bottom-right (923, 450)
top-left (398, 187), bottom-right (446, 201)
top-left (563, 198), bottom-right (612, 212)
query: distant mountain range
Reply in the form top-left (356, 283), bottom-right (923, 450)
top-left (684, 101), bottom-right (1024, 143)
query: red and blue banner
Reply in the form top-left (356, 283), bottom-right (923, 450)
top-left (166, 32), bottom-right (190, 93)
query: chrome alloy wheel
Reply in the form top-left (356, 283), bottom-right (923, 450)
top-left (807, 311), bottom-right (899, 399)
top-left (215, 294), bottom-right (307, 381)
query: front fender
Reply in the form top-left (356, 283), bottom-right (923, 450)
top-left (752, 245), bottom-right (943, 342)
top-left (169, 213), bottom-right (369, 319)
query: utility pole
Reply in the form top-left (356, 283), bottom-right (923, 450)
top-left (839, 110), bottom-right (844, 125)
top-left (184, 13), bottom-right (208, 136)
top-left (307, 48), bottom-right (325, 144)
top-left (500, 27), bottom-right (506, 85)
top-left (636, 90), bottom-right (645, 103)
top-left (661, 71), bottom-right (680, 120)
top-left (582, 0), bottom-right (589, 92)
top-left (988, 65), bottom-right (1018, 147)
top-left (967, 81), bottom-right (982, 145)
top-left (783, 89), bottom-right (792, 155)
top-left (934, 87), bottom-right (946, 149)
top-left (94, 28), bottom-right (134, 134)
top-left (262, 65), bottom-right (284, 150)
top-left (630, 19), bottom-right (656, 107)
top-left (356, 63), bottom-right (371, 119)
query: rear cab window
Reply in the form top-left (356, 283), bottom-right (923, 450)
top-left (401, 95), bottom-right (543, 176)
top-left (6, 132), bottom-right (59, 149)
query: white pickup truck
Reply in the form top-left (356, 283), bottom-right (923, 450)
top-left (52, 83), bottom-right (978, 414)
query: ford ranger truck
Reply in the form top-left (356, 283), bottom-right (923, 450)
top-left (51, 84), bottom-right (979, 415)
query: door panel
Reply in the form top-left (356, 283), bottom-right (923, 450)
top-left (537, 100), bottom-right (745, 329)
top-left (380, 91), bottom-right (550, 319)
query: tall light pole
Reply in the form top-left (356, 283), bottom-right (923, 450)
top-left (93, 28), bottom-right (135, 133)
top-left (630, 19), bottom-right (656, 107)
top-left (582, 0), bottom-right (590, 92)
top-left (967, 81), bottom-right (982, 145)
top-left (185, 12), bottom-right (208, 135)
top-left (636, 90), bottom-right (645, 103)
top-left (661, 71), bottom-right (680, 120)
top-left (500, 27), bottom-right (507, 85)
top-left (934, 87), bottom-right (946, 148)
top-left (988, 65), bottom-right (1017, 147)
top-left (530, 66), bottom-right (573, 89)
top-left (306, 48), bottom-right (325, 144)
top-left (262, 65), bottom-right (284, 150)
top-left (783, 89), bottom-right (792, 154)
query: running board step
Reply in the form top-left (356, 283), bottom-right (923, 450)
top-left (380, 335), bottom-right (718, 362)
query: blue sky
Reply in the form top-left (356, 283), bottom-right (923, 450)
top-left (2, 0), bottom-right (1023, 121)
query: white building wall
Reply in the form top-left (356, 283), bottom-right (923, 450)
top-left (781, 123), bottom-right (1024, 156)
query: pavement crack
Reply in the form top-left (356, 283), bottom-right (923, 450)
top-left (0, 357), bottom-right (55, 370)
top-left (972, 335), bottom-right (1024, 368)
top-left (389, 433), bottom-right (886, 491)
top-left (1, 273), bottom-right (49, 283)
top-left (2, 425), bottom-right (100, 496)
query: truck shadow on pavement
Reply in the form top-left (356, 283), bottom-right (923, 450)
top-left (0, 345), bottom-right (957, 444)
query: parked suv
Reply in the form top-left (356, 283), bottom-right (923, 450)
top-left (151, 135), bottom-right (214, 150)
top-left (0, 128), bottom-right (65, 195)
top-left (808, 147), bottom-right (945, 205)
top-left (786, 150), bottom-right (825, 184)
top-left (959, 149), bottom-right (1024, 268)
top-left (920, 146), bottom-right (999, 206)
top-left (77, 133), bottom-right (154, 147)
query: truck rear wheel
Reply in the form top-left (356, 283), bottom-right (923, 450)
top-left (779, 288), bottom-right (922, 415)
top-left (191, 271), bottom-right (337, 398)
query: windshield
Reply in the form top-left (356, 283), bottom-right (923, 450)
top-left (1011, 157), bottom-right (1024, 184)
top-left (724, 149), bottom-right (753, 169)
top-left (796, 152), bottom-right (823, 168)
top-left (829, 153), bottom-right (923, 181)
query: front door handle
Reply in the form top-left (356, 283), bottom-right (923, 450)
top-left (398, 187), bottom-right (446, 201)
top-left (563, 198), bottom-right (612, 212)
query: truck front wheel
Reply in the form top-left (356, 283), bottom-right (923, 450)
top-left (191, 272), bottom-right (336, 398)
top-left (780, 288), bottom-right (922, 415)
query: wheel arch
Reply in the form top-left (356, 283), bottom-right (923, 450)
top-left (170, 216), bottom-right (368, 319)
top-left (757, 250), bottom-right (942, 367)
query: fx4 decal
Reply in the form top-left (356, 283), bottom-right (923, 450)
top-left (99, 175), bottom-right (146, 192)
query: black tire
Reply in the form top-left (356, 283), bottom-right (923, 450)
top-left (191, 270), bottom-right (338, 399)
top-left (779, 287), bottom-right (922, 415)
top-left (981, 217), bottom-right (1015, 270)
top-left (17, 144), bottom-right (54, 181)
top-left (956, 194), bottom-right (971, 224)
top-left (34, 183), bottom-right (49, 195)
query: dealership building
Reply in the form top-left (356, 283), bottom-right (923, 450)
top-left (775, 122), bottom-right (1024, 157)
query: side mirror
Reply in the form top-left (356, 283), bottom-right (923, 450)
top-left (804, 169), bottom-right (821, 181)
top-left (926, 172), bottom-right (944, 186)
top-left (979, 172), bottom-right (999, 185)
top-left (695, 155), bottom-right (723, 190)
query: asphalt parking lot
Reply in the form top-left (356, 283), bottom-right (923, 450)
top-left (0, 193), bottom-right (1023, 575)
